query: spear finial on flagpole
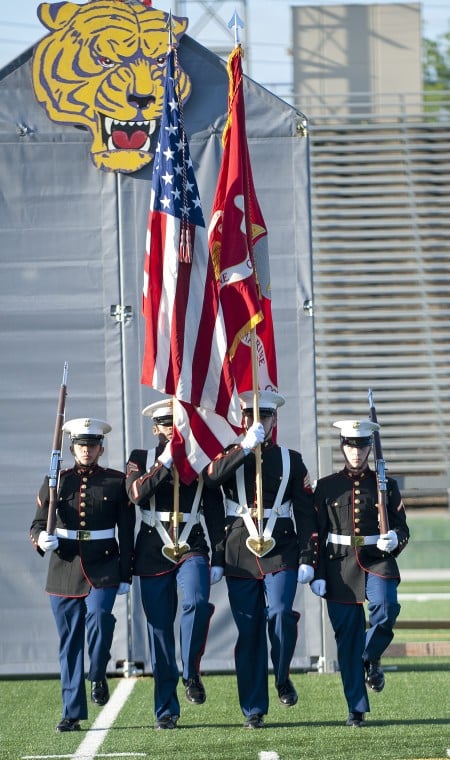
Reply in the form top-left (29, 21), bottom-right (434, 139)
top-left (166, 9), bottom-right (174, 49)
top-left (228, 9), bottom-right (244, 48)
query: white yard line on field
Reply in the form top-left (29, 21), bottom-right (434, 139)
top-left (22, 677), bottom-right (145, 760)
top-left (73, 678), bottom-right (140, 760)
top-left (398, 592), bottom-right (450, 600)
top-left (401, 570), bottom-right (450, 581)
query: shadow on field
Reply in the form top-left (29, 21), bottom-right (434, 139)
top-left (100, 716), bottom-right (450, 730)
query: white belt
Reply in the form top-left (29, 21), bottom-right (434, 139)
top-left (141, 510), bottom-right (195, 526)
top-left (327, 532), bottom-right (379, 547)
top-left (55, 528), bottom-right (115, 541)
top-left (226, 499), bottom-right (292, 519)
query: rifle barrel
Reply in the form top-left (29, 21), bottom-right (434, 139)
top-left (367, 388), bottom-right (389, 534)
top-left (46, 363), bottom-right (69, 534)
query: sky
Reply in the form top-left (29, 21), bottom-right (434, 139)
top-left (1, 0), bottom-right (449, 94)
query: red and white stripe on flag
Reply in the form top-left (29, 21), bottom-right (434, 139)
top-left (141, 49), bottom-right (242, 483)
top-left (172, 399), bottom-right (243, 485)
top-left (142, 209), bottom-right (241, 424)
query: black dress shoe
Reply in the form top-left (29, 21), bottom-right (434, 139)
top-left (346, 712), bottom-right (366, 727)
top-left (91, 678), bottom-right (110, 706)
top-left (183, 675), bottom-right (206, 704)
top-left (56, 718), bottom-right (81, 732)
top-left (276, 678), bottom-right (298, 706)
top-left (365, 660), bottom-right (385, 692)
top-left (243, 713), bottom-right (265, 729)
top-left (155, 714), bottom-right (178, 729)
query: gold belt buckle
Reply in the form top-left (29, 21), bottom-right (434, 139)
top-left (77, 530), bottom-right (91, 541)
top-left (352, 535), bottom-right (365, 547)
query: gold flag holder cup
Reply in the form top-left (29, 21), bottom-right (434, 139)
top-left (246, 535), bottom-right (276, 558)
top-left (162, 542), bottom-right (191, 563)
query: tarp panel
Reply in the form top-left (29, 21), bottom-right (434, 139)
top-left (0, 37), bottom-right (323, 675)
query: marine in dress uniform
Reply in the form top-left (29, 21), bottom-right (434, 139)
top-left (312, 419), bottom-right (410, 727)
top-left (203, 390), bottom-right (318, 729)
top-left (30, 418), bottom-right (135, 733)
top-left (125, 399), bottom-right (225, 730)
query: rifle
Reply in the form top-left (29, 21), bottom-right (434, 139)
top-left (368, 388), bottom-right (389, 534)
top-left (46, 363), bottom-right (69, 535)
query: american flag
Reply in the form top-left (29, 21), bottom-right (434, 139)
top-left (141, 48), bottom-right (242, 484)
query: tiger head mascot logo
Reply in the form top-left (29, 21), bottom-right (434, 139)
top-left (32, 0), bottom-right (192, 173)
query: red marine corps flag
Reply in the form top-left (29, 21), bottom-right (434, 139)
top-left (141, 47), bottom-right (242, 484)
top-left (208, 29), bottom-right (279, 547)
top-left (208, 43), bottom-right (278, 395)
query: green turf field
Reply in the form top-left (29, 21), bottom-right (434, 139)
top-left (388, 511), bottom-right (450, 643)
top-left (399, 511), bottom-right (450, 570)
top-left (1, 660), bottom-right (449, 760)
top-left (376, 577), bottom-right (450, 644)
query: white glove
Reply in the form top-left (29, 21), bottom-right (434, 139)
top-left (297, 564), bottom-right (314, 584)
top-left (210, 566), bottom-right (224, 585)
top-left (117, 582), bottom-right (130, 595)
top-left (240, 422), bottom-right (265, 454)
top-left (377, 529), bottom-right (398, 553)
top-left (158, 441), bottom-right (173, 469)
top-left (311, 579), bottom-right (327, 597)
top-left (38, 531), bottom-right (59, 553)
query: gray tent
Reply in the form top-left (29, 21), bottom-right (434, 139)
top-left (0, 34), bottom-right (322, 675)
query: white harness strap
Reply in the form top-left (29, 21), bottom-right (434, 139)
top-left (140, 449), bottom-right (203, 549)
top-left (233, 447), bottom-right (292, 541)
top-left (146, 448), bottom-right (157, 472)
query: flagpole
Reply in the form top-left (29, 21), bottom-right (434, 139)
top-left (228, 11), bottom-right (265, 552)
top-left (165, 16), bottom-right (187, 561)
top-left (250, 329), bottom-right (264, 548)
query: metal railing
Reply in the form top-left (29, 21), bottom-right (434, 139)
top-left (271, 89), bottom-right (450, 124)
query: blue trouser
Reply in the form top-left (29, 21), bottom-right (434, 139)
top-left (50, 586), bottom-right (117, 720)
top-left (226, 570), bottom-right (299, 718)
top-left (139, 554), bottom-right (214, 720)
top-left (327, 573), bottom-right (400, 714)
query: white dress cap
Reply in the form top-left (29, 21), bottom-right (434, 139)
top-left (333, 419), bottom-right (380, 438)
top-left (239, 389), bottom-right (286, 411)
top-left (142, 398), bottom-right (174, 420)
top-left (62, 418), bottom-right (112, 441)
